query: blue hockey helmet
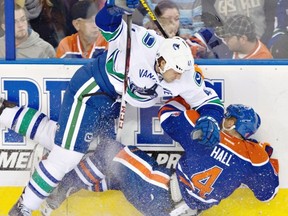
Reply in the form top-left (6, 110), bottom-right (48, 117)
top-left (224, 104), bottom-right (261, 139)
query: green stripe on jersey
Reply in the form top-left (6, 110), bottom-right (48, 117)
top-left (210, 98), bottom-right (224, 107)
top-left (194, 98), bottom-right (224, 111)
top-left (106, 55), bottom-right (124, 80)
top-left (19, 108), bottom-right (37, 136)
top-left (127, 87), bottom-right (143, 100)
top-left (64, 81), bottom-right (97, 150)
top-left (100, 25), bottom-right (121, 42)
top-left (106, 50), bottom-right (125, 80)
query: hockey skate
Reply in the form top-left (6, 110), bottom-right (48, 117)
top-left (40, 181), bottom-right (79, 215)
top-left (8, 198), bottom-right (31, 216)
top-left (0, 97), bottom-right (17, 115)
top-left (39, 200), bottom-right (56, 216)
top-left (169, 200), bottom-right (202, 216)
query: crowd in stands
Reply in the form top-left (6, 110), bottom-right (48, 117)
top-left (0, 0), bottom-right (287, 59)
top-left (0, 2), bottom-right (55, 58)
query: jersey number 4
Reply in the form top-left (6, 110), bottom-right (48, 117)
top-left (191, 166), bottom-right (223, 198)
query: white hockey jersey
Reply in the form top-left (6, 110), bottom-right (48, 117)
top-left (97, 8), bottom-right (221, 110)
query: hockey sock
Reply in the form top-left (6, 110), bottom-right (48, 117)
top-left (74, 156), bottom-right (108, 192)
top-left (0, 106), bottom-right (56, 150)
top-left (0, 106), bottom-right (20, 129)
top-left (22, 145), bottom-right (84, 210)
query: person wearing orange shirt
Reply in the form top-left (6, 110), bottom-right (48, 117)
top-left (215, 14), bottom-right (273, 59)
top-left (56, 0), bottom-right (108, 59)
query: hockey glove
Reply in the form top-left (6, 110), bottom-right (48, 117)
top-left (191, 116), bottom-right (220, 148)
top-left (186, 36), bottom-right (207, 59)
top-left (106, 0), bottom-right (138, 16)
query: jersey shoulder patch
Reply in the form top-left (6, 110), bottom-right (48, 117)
top-left (220, 133), bottom-right (269, 166)
top-left (142, 32), bottom-right (156, 48)
top-left (194, 71), bottom-right (203, 86)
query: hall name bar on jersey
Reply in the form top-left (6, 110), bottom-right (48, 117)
top-left (0, 150), bottom-right (33, 170)
top-left (210, 146), bottom-right (233, 166)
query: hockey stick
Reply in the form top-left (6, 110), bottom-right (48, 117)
top-left (116, 14), bottom-right (132, 142)
top-left (139, 0), bottom-right (169, 38)
top-left (116, 1), bottom-right (168, 141)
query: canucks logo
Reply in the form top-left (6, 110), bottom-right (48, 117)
top-left (127, 81), bottom-right (159, 101)
top-left (84, 133), bottom-right (93, 142)
top-left (143, 32), bottom-right (156, 48)
top-left (172, 43), bottom-right (180, 50)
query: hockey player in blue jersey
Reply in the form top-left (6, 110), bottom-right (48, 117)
top-left (3, 96), bottom-right (278, 215)
top-left (158, 96), bottom-right (279, 214)
top-left (8, 0), bottom-right (224, 215)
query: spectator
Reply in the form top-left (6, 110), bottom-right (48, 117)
top-left (206, 0), bottom-right (277, 45)
top-left (24, 0), bottom-right (42, 20)
top-left (56, 0), bottom-right (108, 58)
top-left (142, 3), bottom-right (270, 60)
top-left (0, 0), bottom-right (42, 37)
top-left (141, 0), bottom-right (203, 37)
top-left (268, 0), bottom-right (288, 59)
top-left (144, 0), bottom-right (180, 38)
top-left (0, 1), bottom-right (25, 37)
top-left (269, 33), bottom-right (288, 59)
top-left (142, 1), bottom-right (214, 59)
top-left (3, 0), bottom-right (43, 19)
top-left (11, 1), bottom-right (57, 46)
top-left (0, 3), bottom-right (55, 58)
top-left (29, 0), bottom-right (68, 48)
top-left (60, 0), bottom-right (78, 36)
top-left (215, 14), bottom-right (273, 59)
top-left (140, 1), bottom-right (224, 59)
top-left (60, 0), bottom-right (106, 41)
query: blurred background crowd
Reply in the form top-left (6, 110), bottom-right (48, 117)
top-left (0, 0), bottom-right (287, 59)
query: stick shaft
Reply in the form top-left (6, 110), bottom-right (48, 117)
top-left (116, 14), bottom-right (132, 142)
top-left (139, 0), bottom-right (169, 38)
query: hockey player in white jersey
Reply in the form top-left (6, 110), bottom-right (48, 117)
top-left (8, 0), bottom-right (224, 215)
top-left (96, 1), bottom-right (220, 109)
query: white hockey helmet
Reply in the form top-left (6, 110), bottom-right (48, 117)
top-left (156, 36), bottom-right (194, 74)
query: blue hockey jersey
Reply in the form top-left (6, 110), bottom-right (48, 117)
top-left (158, 96), bottom-right (279, 210)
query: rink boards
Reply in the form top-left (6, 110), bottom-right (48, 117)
top-left (0, 59), bottom-right (287, 215)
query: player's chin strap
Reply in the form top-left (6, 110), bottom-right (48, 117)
top-left (222, 120), bottom-right (236, 131)
top-left (169, 173), bottom-right (199, 216)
